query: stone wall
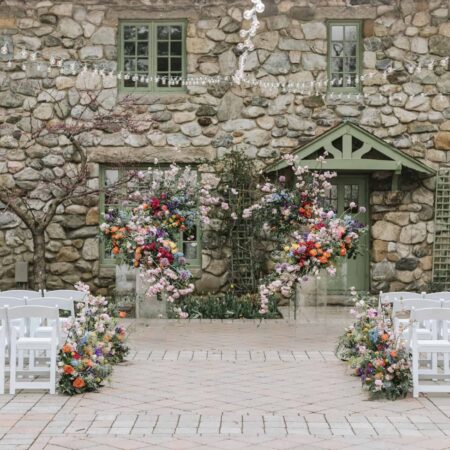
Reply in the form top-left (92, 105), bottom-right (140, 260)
top-left (1, 0), bottom-right (449, 294)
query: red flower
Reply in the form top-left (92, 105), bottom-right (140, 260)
top-left (73, 352), bottom-right (81, 360)
top-left (150, 198), bottom-right (160, 210)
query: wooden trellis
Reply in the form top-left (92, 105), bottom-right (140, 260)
top-left (228, 186), bottom-right (259, 294)
top-left (432, 168), bottom-right (450, 289)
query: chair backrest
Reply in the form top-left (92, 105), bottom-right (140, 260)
top-left (380, 291), bottom-right (424, 304)
top-left (0, 298), bottom-right (27, 307)
top-left (0, 290), bottom-right (41, 299)
top-left (425, 292), bottom-right (450, 301)
top-left (411, 307), bottom-right (450, 340)
top-left (42, 290), bottom-right (86, 301)
top-left (27, 297), bottom-right (75, 316)
top-left (7, 305), bottom-right (60, 321)
top-left (392, 298), bottom-right (441, 314)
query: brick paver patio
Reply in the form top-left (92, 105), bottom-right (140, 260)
top-left (2, 307), bottom-right (450, 449)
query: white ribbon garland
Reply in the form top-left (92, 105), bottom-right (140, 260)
top-left (233, 0), bottom-right (265, 85)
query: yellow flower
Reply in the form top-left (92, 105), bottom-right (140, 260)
top-left (283, 246), bottom-right (290, 252)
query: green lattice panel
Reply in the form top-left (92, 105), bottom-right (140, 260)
top-left (432, 169), bottom-right (450, 289)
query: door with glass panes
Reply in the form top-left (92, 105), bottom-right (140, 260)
top-left (322, 175), bottom-right (369, 293)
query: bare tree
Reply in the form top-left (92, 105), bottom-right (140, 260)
top-left (0, 91), bottom-right (152, 290)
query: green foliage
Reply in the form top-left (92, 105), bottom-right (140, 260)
top-left (168, 291), bottom-right (281, 319)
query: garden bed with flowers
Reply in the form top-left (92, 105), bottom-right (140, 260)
top-left (167, 291), bottom-right (281, 320)
top-left (336, 289), bottom-right (412, 400)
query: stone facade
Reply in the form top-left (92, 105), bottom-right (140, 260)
top-left (0, 0), bottom-right (450, 295)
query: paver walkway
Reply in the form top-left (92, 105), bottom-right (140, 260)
top-left (1, 307), bottom-right (450, 449)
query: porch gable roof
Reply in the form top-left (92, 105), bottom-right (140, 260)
top-left (265, 121), bottom-right (435, 176)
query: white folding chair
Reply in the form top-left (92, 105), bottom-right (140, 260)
top-left (0, 298), bottom-right (27, 369)
top-left (26, 298), bottom-right (75, 371)
top-left (0, 308), bottom-right (6, 395)
top-left (412, 307), bottom-right (450, 397)
top-left (0, 290), bottom-right (41, 299)
top-left (426, 292), bottom-right (450, 301)
top-left (42, 290), bottom-right (87, 302)
top-left (378, 291), bottom-right (425, 310)
top-left (8, 306), bottom-right (59, 395)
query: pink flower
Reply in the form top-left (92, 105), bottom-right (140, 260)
top-left (221, 202), bottom-right (229, 210)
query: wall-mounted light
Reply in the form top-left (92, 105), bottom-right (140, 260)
top-left (0, 35), bottom-right (13, 60)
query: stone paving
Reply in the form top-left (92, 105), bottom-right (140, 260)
top-left (1, 307), bottom-right (450, 449)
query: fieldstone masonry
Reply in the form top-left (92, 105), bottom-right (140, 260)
top-left (0, 0), bottom-right (449, 295)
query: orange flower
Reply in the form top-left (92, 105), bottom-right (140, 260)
top-left (73, 377), bottom-right (85, 389)
top-left (381, 333), bottom-right (389, 342)
top-left (112, 247), bottom-right (120, 255)
top-left (110, 226), bottom-right (119, 233)
top-left (119, 311), bottom-right (127, 318)
top-left (340, 248), bottom-right (347, 256)
top-left (309, 249), bottom-right (317, 257)
top-left (390, 350), bottom-right (397, 358)
top-left (62, 344), bottom-right (73, 353)
top-left (315, 242), bottom-right (321, 249)
top-left (63, 365), bottom-right (75, 375)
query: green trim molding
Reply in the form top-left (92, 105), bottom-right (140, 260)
top-left (266, 122), bottom-right (435, 181)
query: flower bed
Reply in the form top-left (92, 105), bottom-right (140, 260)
top-left (167, 292), bottom-right (281, 319)
top-left (336, 289), bottom-right (412, 400)
top-left (58, 283), bottom-right (129, 395)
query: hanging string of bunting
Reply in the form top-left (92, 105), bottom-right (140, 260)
top-left (0, 5), bottom-right (449, 104)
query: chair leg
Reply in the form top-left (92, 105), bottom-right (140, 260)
top-left (9, 343), bottom-right (17, 395)
top-left (49, 344), bottom-right (56, 395)
top-left (413, 348), bottom-right (419, 398)
top-left (18, 349), bottom-right (24, 371)
top-left (0, 336), bottom-right (4, 395)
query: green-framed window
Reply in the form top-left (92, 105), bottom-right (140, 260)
top-left (118, 21), bottom-right (186, 93)
top-left (327, 21), bottom-right (362, 92)
top-left (99, 166), bottom-right (201, 267)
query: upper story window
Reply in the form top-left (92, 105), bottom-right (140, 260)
top-left (328, 21), bottom-right (361, 91)
top-left (119, 21), bottom-right (186, 93)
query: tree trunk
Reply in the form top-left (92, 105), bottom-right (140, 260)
top-left (32, 231), bottom-right (47, 291)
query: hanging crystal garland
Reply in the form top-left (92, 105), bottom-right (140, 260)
top-left (233, 0), bottom-right (265, 85)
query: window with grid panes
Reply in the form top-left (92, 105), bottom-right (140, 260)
top-left (119, 21), bottom-right (186, 92)
top-left (327, 21), bottom-right (361, 91)
top-left (99, 166), bottom-right (201, 266)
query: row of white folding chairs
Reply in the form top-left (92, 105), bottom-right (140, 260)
top-left (392, 298), bottom-right (450, 344)
top-left (0, 290), bottom-right (86, 301)
top-left (379, 291), bottom-right (450, 308)
top-left (0, 297), bottom-right (75, 317)
top-left (410, 307), bottom-right (450, 397)
top-left (0, 305), bottom-right (60, 395)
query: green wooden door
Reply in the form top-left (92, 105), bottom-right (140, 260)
top-left (323, 175), bottom-right (369, 293)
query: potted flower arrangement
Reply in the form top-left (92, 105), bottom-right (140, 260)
top-left (99, 164), bottom-right (206, 316)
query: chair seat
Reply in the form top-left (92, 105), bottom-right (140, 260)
top-left (16, 337), bottom-right (53, 349)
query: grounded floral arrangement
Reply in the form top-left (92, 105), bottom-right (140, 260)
top-left (58, 282), bottom-right (129, 395)
top-left (336, 288), bottom-right (412, 400)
